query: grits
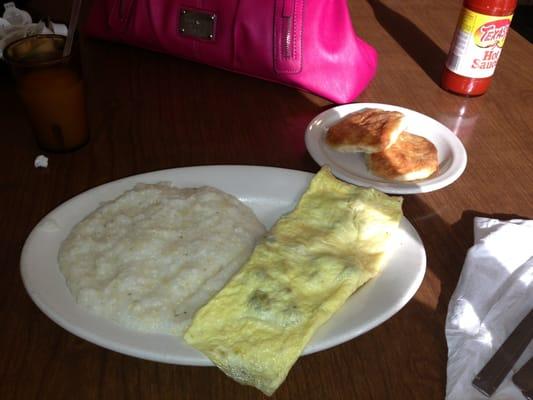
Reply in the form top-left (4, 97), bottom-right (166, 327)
top-left (58, 183), bottom-right (266, 335)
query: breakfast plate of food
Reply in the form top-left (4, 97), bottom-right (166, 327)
top-left (305, 103), bottom-right (468, 194)
top-left (20, 166), bottom-right (426, 376)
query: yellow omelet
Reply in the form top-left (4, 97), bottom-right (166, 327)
top-left (184, 166), bottom-right (403, 395)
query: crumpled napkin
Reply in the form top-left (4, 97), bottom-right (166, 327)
top-left (446, 217), bottom-right (533, 400)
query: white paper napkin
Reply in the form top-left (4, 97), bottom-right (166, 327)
top-left (445, 217), bottom-right (533, 399)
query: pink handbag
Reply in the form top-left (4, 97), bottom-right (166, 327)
top-left (85, 0), bottom-right (377, 103)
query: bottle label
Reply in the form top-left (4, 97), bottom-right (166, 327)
top-left (445, 8), bottom-right (513, 79)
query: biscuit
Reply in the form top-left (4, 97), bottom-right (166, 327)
top-left (367, 132), bottom-right (438, 181)
top-left (325, 108), bottom-right (406, 153)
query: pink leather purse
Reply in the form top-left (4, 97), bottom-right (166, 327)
top-left (85, 0), bottom-right (378, 103)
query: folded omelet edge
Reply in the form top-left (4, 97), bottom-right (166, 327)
top-left (184, 166), bottom-right (403, 396)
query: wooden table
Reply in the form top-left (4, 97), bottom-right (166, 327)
top-left (1, 1), bottom-right (532, 399)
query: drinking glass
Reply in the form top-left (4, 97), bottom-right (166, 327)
top-left (4, 34), bottom-right (89, 152)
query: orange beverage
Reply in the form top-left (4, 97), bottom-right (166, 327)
top-left (4, 35), bottom-right (89, 152)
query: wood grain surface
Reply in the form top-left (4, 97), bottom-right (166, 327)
top-left (1, 1), bottom-right (532, 399)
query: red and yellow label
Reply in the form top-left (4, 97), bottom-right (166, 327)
top-left (446, 9), bottom-right (513, 78)
top-left (474, 18), bottom-right (511, 48)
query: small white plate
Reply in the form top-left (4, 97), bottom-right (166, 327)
top-left (305, 103), bottom-right (467, 194)
top-left (20, 166), bottom-right (426, 366)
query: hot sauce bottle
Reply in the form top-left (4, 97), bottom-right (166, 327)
top-left (441, 0), bottom-right (517, 96)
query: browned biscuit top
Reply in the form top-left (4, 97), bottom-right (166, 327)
top-left (368, 132), bottom-right (439, 181)
top-left (325, 108), bottom-right (405, 153)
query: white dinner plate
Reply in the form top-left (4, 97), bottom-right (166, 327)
top-left (20, 165), bottom-right (426, 366)
top-left (305, 103), bottom-right (468, 194)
